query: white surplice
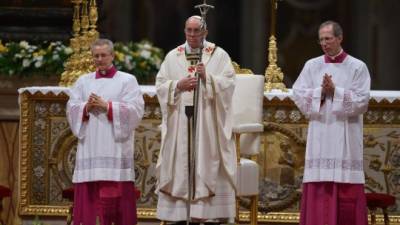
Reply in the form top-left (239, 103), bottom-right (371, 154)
top-left (67, 71), bottom-right (144, 183)
top-left (155, 41), bottom-right (237, 221)
top-left (293, 54), bottom-right (371, 184)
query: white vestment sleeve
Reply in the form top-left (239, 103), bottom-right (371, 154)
top-left (331, 63), bottom-right (371, 117)
top-left (111, 76), bottom-right (144, 142)
top-left (66, 77), bottom-right (87, 139)
top-left (293, 61), bottom-right (323, 118)
top-left (202, 50), bottom-right (236, 104)
top-left (156, 55), bottom-right (182, 112)
top-left (155, 53), bottom-right (182, 188)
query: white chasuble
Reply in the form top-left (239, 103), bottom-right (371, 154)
top-left (67, 71), bottom-right (144, 183)
top-left (155, 41), bottom-right (237, 221)
top-left (293, 55), bottom-right (371, 184)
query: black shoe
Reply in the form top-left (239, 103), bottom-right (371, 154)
top-left (170, 221), bottom-right (186, 225)
top-left (169, 222), bottom-right (200, 225)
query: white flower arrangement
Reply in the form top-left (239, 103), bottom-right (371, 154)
top-left (0, 40), bottom-right (164, 84)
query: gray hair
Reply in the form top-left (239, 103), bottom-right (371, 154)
top-left (319, 20), bottom-right (343, 37)
top-left (90, 38), bottom-right (114, 53)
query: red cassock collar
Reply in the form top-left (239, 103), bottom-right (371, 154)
top-left (95, 66), bottom-right (117, 79)
top-left (324, 51), bottom-right (348, 63)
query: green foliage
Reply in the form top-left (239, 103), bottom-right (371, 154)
top-left (0, 40), bottom-right (164, 84)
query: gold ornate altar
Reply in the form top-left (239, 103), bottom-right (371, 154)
top-left (17, 86), bottom-right (400, 224)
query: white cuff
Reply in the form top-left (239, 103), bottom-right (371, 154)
top-left (332, 87), bottom-right (345, 113)
top-left (311, 87), bottom-right (322, 114)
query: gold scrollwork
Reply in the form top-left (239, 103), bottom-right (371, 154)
top-left (232, 61), bottom-right (254, 75)
top-left (19, 91), bottom-right (71, 216)
top-left (256, 122), bottom-right (305, 213)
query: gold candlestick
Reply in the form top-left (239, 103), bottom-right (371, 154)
top-left (86, 0), bottom-right (99, 72)
top-left (264, 0), bottom-right (287, 92)
top-left (88, 0), bottom-right (99, 42)
top-left (59, 0), bottom-right (83, 86)
top-left (78, 0), bottom-right (95, 74)
top-left (59, 0), bottom-right (99, 86)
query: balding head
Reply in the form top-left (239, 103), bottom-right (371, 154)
top-left (185, 15), bottom-right (204, 30)
top-left (319, 20), bottom-right (343, 37)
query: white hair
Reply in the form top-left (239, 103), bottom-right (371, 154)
top-left (185, 15), bottom-right (207, 30)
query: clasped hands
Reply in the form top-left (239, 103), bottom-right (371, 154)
top-left (86, 93), bottom-right (108, 113)
top-left (321, 73), bottom-right (335, 98)
top-left (177, 63), bottom-right (206, 92)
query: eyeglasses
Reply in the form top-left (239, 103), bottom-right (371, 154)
top-left (184, 28), bottom-right (203, 36)
top-left (318, 36), bottom-right (335, 44)
top-left (92, 53), bottom-right (112, 59)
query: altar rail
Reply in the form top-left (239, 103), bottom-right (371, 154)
top-left (0, 86), bottom-right (399, 224)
